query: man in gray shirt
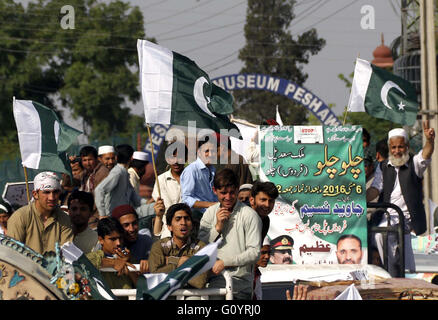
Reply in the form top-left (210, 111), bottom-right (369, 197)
top-left (198, 168), bottom-right (262, 300)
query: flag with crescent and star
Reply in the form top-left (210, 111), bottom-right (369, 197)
top-left (347, 58), bottom-right (418, 126)
top-left (137, 39), bottom-right (241, 138)
top-left (136, 238), bottom-right (222, 300)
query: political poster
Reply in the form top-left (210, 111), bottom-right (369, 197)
top-left (260, 125), bottom-right (367, 265)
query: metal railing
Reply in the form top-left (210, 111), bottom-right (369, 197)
top-left (367, 202), bottom-right (405, 278)
top-left (100, 265), bottom-right (233, 300)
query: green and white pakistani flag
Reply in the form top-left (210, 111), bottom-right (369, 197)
top-left (348, 58), bottom-right (419, 126)
top-left (136, 238), bottom-right (222, 300)
top-left (61, 242), bottom-right (117, 300)
top-left (137, 39), bottom-right (240, 138)
top-left (13, 99), bottom-right (82, 175)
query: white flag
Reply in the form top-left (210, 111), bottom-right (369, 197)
top-left (276, 105), bottom-right (284, 126)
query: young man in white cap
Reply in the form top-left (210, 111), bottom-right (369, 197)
top-left (98, 145), bottom-right (117, 171)
top-left (128, 151), bottom-right (149, 194)
top-left (7, 172), bottom-right (74, 255)
top-left (367, 121), bottom-right (435, 276)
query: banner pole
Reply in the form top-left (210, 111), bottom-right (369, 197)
top-left (146, 124), bottom-right (161, 199)
top-left (23, 166), bottom-right (30, 204)
top-left (230, 118), bottom-right (258, 128)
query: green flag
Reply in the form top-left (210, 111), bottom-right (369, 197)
top-left (137, 39), bottom-right (241, 138)
top-left (61, 242), bottom-right (117, 300)
top-left (13, 99), bottom-right (82, 175)
top-left (348, 58), bottom-right (419, 126)
top-left (136, 239), bottom-right (221, 300)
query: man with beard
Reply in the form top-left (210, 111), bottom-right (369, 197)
top-left (98, 145), bottom-right (117, 171)
top-left (269, 235), bottom-right (293, 264)
top-left (367, 122), bottom-right (435, 275)
top-left (336, 234), bottom-right (363, 264)
top-left (250, 181), bottom-right (279, 240)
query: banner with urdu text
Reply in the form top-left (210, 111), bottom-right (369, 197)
top-left (260, 125), bottom-right (367, 265)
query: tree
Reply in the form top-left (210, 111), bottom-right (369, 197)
top-left (234, 0), bottom-right (325, 125)
top-left (0, 0), bottom-right (150, 144)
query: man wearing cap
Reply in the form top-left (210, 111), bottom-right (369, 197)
top-left (98, 145), bottom-right (117, 171)
top-left (367, 121), bottom-right (435, 275)
top-left (238, 184), bottom-right (252, 206)
top-left (7, 172), bottom-right (74, 255)
top-left (0, 198), bottom-right (13, 235)
top-left (112, 204), bottom-right (154, 274)
top-left (269, 235), bottom-right (294, 264)
top-left (128, 151), bottom-right (149, 195)
top-left (94, 144), bottom-right (158, 219)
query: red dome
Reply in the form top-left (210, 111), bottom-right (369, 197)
top-left (372, 34), bottom-right (394, 68)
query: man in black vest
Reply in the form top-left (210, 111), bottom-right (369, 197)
top-left (367, 121), bottom-right (435, 276)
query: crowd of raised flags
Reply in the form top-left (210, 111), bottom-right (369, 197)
top-left (1, 38), bottom-right (423, 300)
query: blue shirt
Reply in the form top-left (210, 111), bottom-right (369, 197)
top-left (180, 157), bottom-right (218, 213)
top-left (127, 233), bottom-right (153, 262)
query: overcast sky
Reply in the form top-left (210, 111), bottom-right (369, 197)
top-left (130, 0), bottom-right (401, 118)
top-left (18, 0), bottom-right (402, 131)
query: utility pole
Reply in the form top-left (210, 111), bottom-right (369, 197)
top-left (420, 0), bottom-right (438, 234)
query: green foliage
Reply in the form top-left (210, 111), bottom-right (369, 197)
top-left (233, 0), bottom-right (326, 125)
top-left (0, 0), bottom-right (150, 141)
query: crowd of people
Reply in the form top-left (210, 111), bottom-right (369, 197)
top-left (0, 133), bottom-right (299, 300)
top-left (0, 121), bottom-right (434, 299)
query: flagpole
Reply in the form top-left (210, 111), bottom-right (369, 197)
top-left (344, 54), bottom-right (360, 126)
top-left (230, 118), bottom-right (258, 128)
top-left (23, 166), bottom-right (30, 204)
top-left (146, 124), bottom-right (161, 199)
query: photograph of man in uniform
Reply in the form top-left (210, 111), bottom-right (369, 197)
top-left (269, 235), bottom-right (293, 264)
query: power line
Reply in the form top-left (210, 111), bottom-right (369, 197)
top-left (159, 20), bottom-right (245, 41)
top-left (201, 49), bottom-right (240, 69)
top-left (205, 58), bottom-right (240, 73)
top-left (181, 29), bottom-right (243, 55)
top-left (293, 0), bottom-right (362, 35)
top-left (290, 0), bottom-right (329, 27)
top-left (154, 0), bottom-right (246, 38)
top-left (146, 0), bottom-right (216, 24)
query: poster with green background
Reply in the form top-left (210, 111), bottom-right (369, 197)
top-left (260, 125), bottom-right (367, 265)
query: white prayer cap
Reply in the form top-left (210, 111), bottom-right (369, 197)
top-left (239, 184), bottom-right (253, 192)
top-left (133, 151), bottom-right (149, 162)
top-left (98, 145), bottom-right (115, 155)
top-left (263, 236), bottom-right (270, 246)
top-left (34, 171), bottom-right (61, 191)
top-left (388, 128), bottom-right (408, 143)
